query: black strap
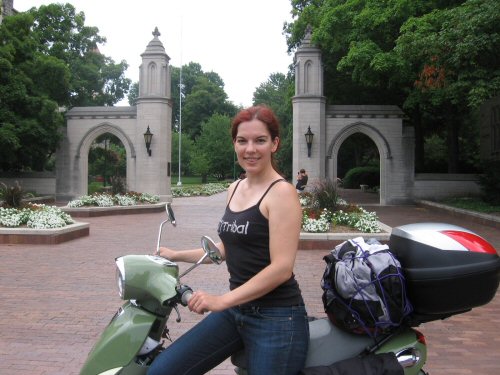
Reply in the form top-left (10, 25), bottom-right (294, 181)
top-left (227, 179), bottom-right (243, 205)
top-left (256, 178), bottom-right (286, 206)
top-left (228, 178), bottom-right (286, 208)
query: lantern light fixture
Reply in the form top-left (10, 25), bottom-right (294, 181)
top-left (304, 126), bottom-right (314, 157)
top-left (144, 126), bottom-right (153, 156)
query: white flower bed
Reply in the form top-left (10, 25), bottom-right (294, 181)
top-left (67, 192), bottom-right (160, 207)
top-left (0, 205), bottom-right (74, 229)
top-left (302, 208), bottom-right (331, 233)
top-left (331, 207), bottom-right (381, 233)
top-left (171, 183), bottom-right (229, 197)
top-left (299, 192), bottom-right (380, 234)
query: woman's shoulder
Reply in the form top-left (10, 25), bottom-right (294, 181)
top-left (262, 179), bottom-right (301, 217)
top-left (268, 178), bottom-right (297, 197)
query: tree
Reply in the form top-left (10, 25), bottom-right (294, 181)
top-left (0, 13), bottom-right (66, 171)
top-left (181, 76), bottom-right (237, 139)
top-left (0, 4), bottom-right (131, 171)
top-left (171, 63), bottom-right (238, 140)
top-left (284, 0), bottom-right (500, 173)
top-left (27, 3), bottom-right (131, 107)
top-left (88, 134), bottom-right (125, 186)
top-left (171, 132), bottom-right (194, 178)
top-left (189, 149), bottom-right (211, 183)
top-left (127, 82), bottom-right (139, 106)
top-left (194, 114), bottom-right (234, 180)
top-left (253, 72), bottom-right (295, 178)
top-left (396, 0), bottom-right (500, 171)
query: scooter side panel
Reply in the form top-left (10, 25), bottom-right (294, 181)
top-left (80, 302), bottom-right (156, 375)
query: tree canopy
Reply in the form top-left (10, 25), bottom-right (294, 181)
top-left (284, 0), bottom-right (500, 172)
top-left (0, 12), bottom-right (65, 171)
top-left (253, 72), bottom-right (295, 178)
top-left (27, 3), bottom-right (131, 107)
top-left (191, 113), bottom-right (235, 181)
top-left (170, 62), bottom-right (239, 139)
top-left (0, 3), bottom-right (131, 172)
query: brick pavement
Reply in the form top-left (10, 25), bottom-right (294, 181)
top-left (0, 191), bottom-right (498, 374)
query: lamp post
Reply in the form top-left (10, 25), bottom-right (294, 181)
top-left (177, 20), bottom-right (183, 186)
top-left (305, 126), bottom-right (314, 157)
top-left (144, 126), bottom-right (153, 156)
top-left (177, 80), bottom-right (184, 186)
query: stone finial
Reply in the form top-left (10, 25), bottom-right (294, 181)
top-left (152, 27), bottom-right (161, 38)
top-left (305, 25), bottom-right (312, 38)
top-left (302, 25), bottom-right (313, 46)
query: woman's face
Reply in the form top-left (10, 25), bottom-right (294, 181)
top-left (233, 119), bottom-right (278, 174)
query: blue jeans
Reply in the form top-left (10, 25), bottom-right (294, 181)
top-left (147, 305), bottom-right (309, 375)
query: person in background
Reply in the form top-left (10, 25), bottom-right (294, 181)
top-left (148, 104), bottom-right (309, 375)
top-left (295, 168), bottom-right (308, 192)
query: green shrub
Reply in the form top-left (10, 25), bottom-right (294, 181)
top-left (88, 182), bottom-right (103, 195)
top-left (110, 176), bottom-right (127, 195)
top-left (477, 159), bottom-right (500, 205)
top-left (0, 181), bottom-right (26, 208)
top-left (309, 178), bottom-right (340, 212)
top-left (342, 166), bottom-right (380, 189)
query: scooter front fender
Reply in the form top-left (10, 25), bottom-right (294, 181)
top-left (80, 302), bottom-right (156, 375)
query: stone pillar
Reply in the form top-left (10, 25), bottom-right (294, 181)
top-left (292, 26), bottom-right (326, 185)
top-left (136, 27), bottom-right (173, 201)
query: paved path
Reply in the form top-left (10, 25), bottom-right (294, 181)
top-left (0, 191), bottom-right (498, 374)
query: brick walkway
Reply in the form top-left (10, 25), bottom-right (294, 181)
top-left (0, 191), bottom-right (498, 374)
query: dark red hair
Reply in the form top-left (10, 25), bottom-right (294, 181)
top-left (231, 105), bottom-right (282, 172)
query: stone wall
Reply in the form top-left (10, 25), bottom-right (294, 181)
top-left (413, 173), bottom-right (480, 200)
top-left (0, 172), bottom-right (56, 196)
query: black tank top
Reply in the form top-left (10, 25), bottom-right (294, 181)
top-left (217, 179), bottom-right (303, 307)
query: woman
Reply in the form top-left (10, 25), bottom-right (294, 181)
top-left (148, 105), bottom-right (309, 375)
top-left (295, 169), bottom-right (308, 192)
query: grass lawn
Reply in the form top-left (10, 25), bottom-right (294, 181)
top-left (88, 176), bottom-right (227, 194)
top-left (170, 176), bottom-right (223, 185)
top-left (440, 197), bottom-right (500, 215)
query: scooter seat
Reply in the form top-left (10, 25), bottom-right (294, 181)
top-left (305, 317), bottom-right (375, 367)
top-left (230, 317), bottom-right (376, 369)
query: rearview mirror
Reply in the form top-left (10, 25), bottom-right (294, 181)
top-left (166, 203), bottom-right (176, 226)
top-left (178, 235), bottom-right (222, 278)
top-left (201, 235), bottom-right (223, 265)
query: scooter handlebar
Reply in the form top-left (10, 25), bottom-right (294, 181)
top-left (177, 284), bottom-right (193, 306)
top-left (181, 290), bottom-right (193, 306)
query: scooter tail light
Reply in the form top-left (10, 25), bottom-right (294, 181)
top-left (414, 329), bottom-right (426, 345)
top-left (440, 230), bottom-right (497, 254)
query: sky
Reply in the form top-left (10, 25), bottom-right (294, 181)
top-left (15, 0), bottom-right (295, 107)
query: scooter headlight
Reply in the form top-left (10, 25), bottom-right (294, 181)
top-left (115, 257), bottom-right (125, 299)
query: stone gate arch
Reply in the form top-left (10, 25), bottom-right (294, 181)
top-left (292, 27), bottom-right (415, 205)
top-left (55, 29), bottom-right (173, 202)
top-left (75, 123), bottom-right (136, 196)
top-left (326, 121), bottom-right (391, 205)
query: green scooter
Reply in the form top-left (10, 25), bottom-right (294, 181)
top-left (80, 204), bottom-right (499, 374)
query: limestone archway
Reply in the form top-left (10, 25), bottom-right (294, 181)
top-left (327, 121), bottom-right (391, 205)
top-left (76, 123), bottom-right (136, 196)
top-left (292, 27), bottom-right (415, 205)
